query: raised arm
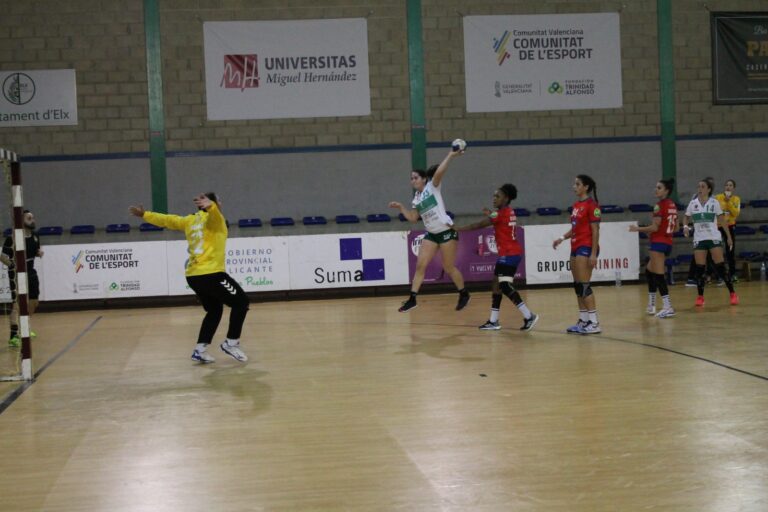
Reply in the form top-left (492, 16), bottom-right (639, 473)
top-left (130, 204), bottom-right (190, 231)
top-left (430, 149), bottom-right (462, 188)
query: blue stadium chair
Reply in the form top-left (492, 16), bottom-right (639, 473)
top-left (366, 213), bottom-right (391, 223)
top-left (139, 223), bottom-right (163, 232)
top-left (749, 199), bottom-right (768, 208)
top-left (537, 207), bottom-right (562, 216)
top-left (71, 225), bottom-right (95, 235)
top-left (639, 232), bottom-right (648, 239)
top-left (38, 226), bottom-right (64, 236)
top-left (270, 217), bottom-right (295, 227)
top-left (676, 253), bottom-right (693, 264)
top-left (335, 214), bottom-right (360, 224)
top-left (514, 208), bottom-right (531, 217)
top-left (398, 213), bottom-right (408, 222)
top-left (447, 211), bottom-right (455, 220)
top-left (675, 203), bottom-right (687, 212)
top-left (303, 216), bottom-right (327, 225)
top-left (734, 225), bottom-right (757, 236)
top-left (237, 218), bottom-right (262, 228)
top-left (672, 228), bottom-right (685, 238)
top-left (106, 223), bottom-right (130, 233)
top-left (759, 225), bottom-right (768, 234)
top-left (601, 204), bottom-right (624, 214)
top-left (2, 228), bottom-right (10, 238)
top-left (567, 206), bottom-right (574, 213)
top-left (738, 251), bottom-right (761, 261)
top-left (628, 203), bottom-right (654, 213)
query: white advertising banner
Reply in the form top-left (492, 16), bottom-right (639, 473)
top-left (524, 222), bottom-right (640, 284)
top-left (204, 19), bottom-right (371, 120)
top-left (39, 242), bottom-right (168, 300)
top-left (166, 237), bottom-right (291, 295)
top-left (0, 264), bottom-right (12, 303)
top-left (463, 13), bottom-right (622, 112)
top-left (287, 232), bottom-right (409, 290)
top-left (0, 69), bottom-right (78, 127)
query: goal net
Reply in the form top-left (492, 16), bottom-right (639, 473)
top-left (0, 149), bottom-right (33, 382)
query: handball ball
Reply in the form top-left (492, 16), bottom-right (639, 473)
top-left (452, 138), bottom-right (467, 152)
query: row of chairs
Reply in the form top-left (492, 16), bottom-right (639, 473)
top-left (638, 224), bottom-right (768, 239)
top-left (518, 199), bottom-right (768, 217)
top-left (239, 212), bottom-right (451, 228)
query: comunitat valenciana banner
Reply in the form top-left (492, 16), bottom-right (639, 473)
top-left (39, 242), bottom-right (169, 301)
top-left (711, 12), bottom-right (768, 104)
top-left (523, 222), bottom-right (640, 285)
top-left (0, 70), bottom-right (78, 127)
top-left (463, 13), bottom-right (622, 112)
top-left (203, 19), bottom-right (371, 120)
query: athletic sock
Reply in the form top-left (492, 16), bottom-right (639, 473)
top-left (588, 310), bottom-right (598, 324)
top-left (516, 302), bottom-right (532, 320)
top-left (195, 343), bottom-right (208, 352)
top-left (579, 310), bottom-right (589, 323)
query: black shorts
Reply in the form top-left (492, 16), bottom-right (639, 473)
top-left (8, 268), bottom-right (39, 300)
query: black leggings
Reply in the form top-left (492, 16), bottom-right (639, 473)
top-left (186, 272), bottom-right (249, 345)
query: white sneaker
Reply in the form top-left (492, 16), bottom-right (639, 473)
top-left (646, 304), bottom-right (656, 315)
top-left (580, 321), bottom-right (602, 335)
top-left (191, 348), bottom-right (215, 364)
top-left (656, 307), bottom-right (676, 319)
top-left (220, 341), bottom-right (248, 362)
top-left (566, 320), bottom-right (587, 334)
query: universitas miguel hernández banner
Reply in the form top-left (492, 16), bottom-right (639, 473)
top-left (204, 18), bottom-right (371, 120)
top-left (463, 13), bottom-right (622, 112)
top-left (0, 69), bottom-right (78, 127)
top-left (711, 12), bottom-right (768, 104)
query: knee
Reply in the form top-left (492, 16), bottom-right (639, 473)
top-left (574, 282), bottom-right (592, 297)
top-left (499, 280), bottom-right (515, 295)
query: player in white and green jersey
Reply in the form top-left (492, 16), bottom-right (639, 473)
top-left (683, 177), bottom-right (739, 307)
top-left (389, 145), bottom-right (470, 313)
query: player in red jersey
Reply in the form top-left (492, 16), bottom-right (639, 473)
top-left (629, 178), bottom-right (678, 318)
top-left (552, 175), bottom-right (601, 335)
top-left (456, 184), bottom-right (538, 331)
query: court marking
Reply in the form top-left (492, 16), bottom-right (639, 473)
top-left (0, 316), bottom-right (102, 415)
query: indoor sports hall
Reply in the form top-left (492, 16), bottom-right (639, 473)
top-left (1, 1), bottom-right (767, 511)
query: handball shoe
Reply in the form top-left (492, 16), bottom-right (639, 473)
top-left (566, 320), bottom-right (587, 334)
top-left (398, 297), bottom-right (418, 313)
top-left (220, 341), bottom-right (248, 362)
top-left (646, 304), bottom-right (656, 315)
top-left (8, 336), bottom-right (20, 348)
top-left (520, 314), bottom-right (539, 332)
top-left (729, 292), bottom-right (740, 306)
top-left (656, 308), bottom-right (676, 318)
top-left (580, 321), bottom-right (602, 335)
top-left (694, 295), bottom-right (705, 307)
top-left (455, 292), bottom-right (471, 311)
top-left (478, 320), bottom-right (501, 331)
top-left (191, 348), bottom-right (215, 364)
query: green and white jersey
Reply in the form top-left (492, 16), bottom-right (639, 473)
top-left (685, 196), bottom-right (723, 244)
top-left (412, 181), bottom-right (453, 234)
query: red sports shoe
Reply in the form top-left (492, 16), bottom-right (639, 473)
top-left (729, 292), bottom-right (739, 305)
top-left (695, 295), bottom-right (705, 307)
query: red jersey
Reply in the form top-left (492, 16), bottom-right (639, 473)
top-left (650, 198), bottom-right (677, 245)
top-left (490, 206), bottom-right (522, 256)
top-left (570, 197), bottom-right (601, 248)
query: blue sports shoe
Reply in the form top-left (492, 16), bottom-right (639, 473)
top-left (566, 320), bottom-right (587, 334)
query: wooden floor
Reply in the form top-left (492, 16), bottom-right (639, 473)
top-left (1, 282), bottom-right (767, 511)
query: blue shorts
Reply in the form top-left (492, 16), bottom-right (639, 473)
top-left (494, 255), bottom-right (522, 278)
top-left (571, 246), bottom-right (593, 258)
top-left (650, 242), bottom-right (672, 256)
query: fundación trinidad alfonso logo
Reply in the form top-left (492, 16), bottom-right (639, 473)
top-left (548, 81), bottom-right (563, 94)
top-left (72, 251), bottom-right (85, 273)
top-left (220, 55), bottom-right (259, 91)
top-left (492, 30), bottom-right (511, 66)
top-left (2, 72), bottom-right (35, 105)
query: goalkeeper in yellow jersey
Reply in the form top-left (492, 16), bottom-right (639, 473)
top-left (129, 193), bottom-right (249, 363)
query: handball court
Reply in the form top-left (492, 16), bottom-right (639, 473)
top-left (0, 282), bottom-right (766, 511)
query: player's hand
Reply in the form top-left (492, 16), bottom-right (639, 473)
top-left (482, 208), bottom-right (492, 216)
top-left (37, 249), bottom-right (43, 258)
top-left (128, 205), bottom-right (145, 217)
top-left (388, 201), bottom-right (402, 210)
top-left (629, 224), bottom-right (639, 232)
top-left (589, 255), bottom-right (598, 268)
top-left (552, 238), bottom-right (562, 250)
top-left (193, 194), bottom-right (212, 210)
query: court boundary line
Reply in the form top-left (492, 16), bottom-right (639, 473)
top-left (0, 316), bottom-right (102, 415)
top-left (408, 322), bottom-right (768, 382)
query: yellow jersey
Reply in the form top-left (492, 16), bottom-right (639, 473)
top-left (143, 203), bottom-right (227, 276)
top-left (714, 193), bottom-right (741, 227)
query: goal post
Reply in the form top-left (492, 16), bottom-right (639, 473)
top-left (0, 148), bottom-right (33, 382)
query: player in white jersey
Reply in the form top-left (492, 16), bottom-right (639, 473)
top-left (389, 145), bottom-right (469, 312)
top-left (683, 177), bottom-right (738, 307)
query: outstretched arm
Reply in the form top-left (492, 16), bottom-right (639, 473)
top-left (130, 204), bottom-right (189, 231)
top-left (430, 149), bottom-right (463, 188)
top-left (388, 201), bottom-right (420, 223)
